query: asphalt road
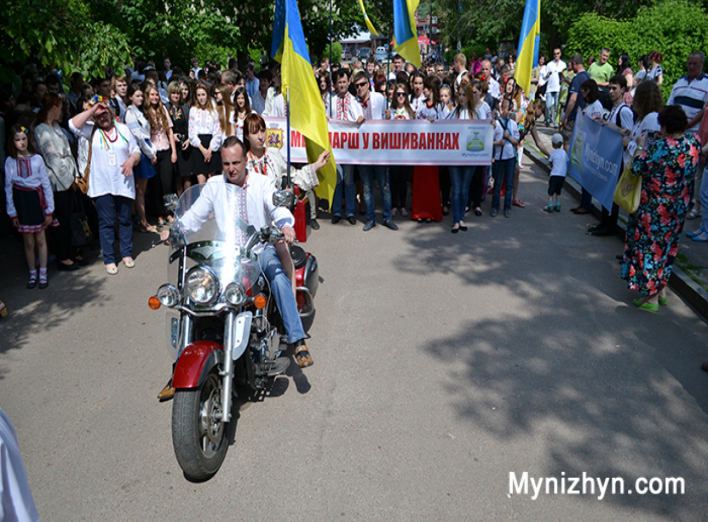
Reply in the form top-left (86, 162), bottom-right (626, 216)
top-left (1, 160), bottom-right (708, 522)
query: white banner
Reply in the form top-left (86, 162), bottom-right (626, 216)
top-left (263, 117), bottom-right (493, 166)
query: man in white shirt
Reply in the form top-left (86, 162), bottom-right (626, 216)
top-left (667, 51), bottom-right (708, 133)
top-left (351, 71), bottom-right (398, 232)
top-left (453, 53), bottom-right (468, 86)
top-left (251, 70), bottom-right (271, 115)
top-left (327, 69), bottom-right (362, 224)
top-left (190, 57), bottom-right (202, 79)
top-left (164, 58), bottom-right (173, 82)
top-left (388, 54), bottom-right (406, 81)
top-left (480, 60), bottom-right (500, 100)
top-left (159, 137), bottom-right (314, 368)
top-left (491, 99), bottom-right (520, 218)
top-left (545, 48), bottom-right (567, 128)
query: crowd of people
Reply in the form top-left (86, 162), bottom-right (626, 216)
top-left (1, 46), bottom-right (707, 321)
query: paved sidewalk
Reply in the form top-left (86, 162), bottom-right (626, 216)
top-left (525, 125), bottom-right (708, 321)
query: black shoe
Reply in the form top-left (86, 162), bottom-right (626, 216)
top-left (363, 220), bottom-right (376, 231)
top-left (75, 256), bottom-right (90, 266)
top-left (615, 254), bottom-right (623, 260)
top-left (57, 260), bottom-right (80, 271)
top-left (382, 219), bottom-right (398, 231)
top-left (347, 216), bottom-right (357, 225)
top-left (331, 215), bottom-right (341, 224)
top-left (442, 206), bottom-right (450, 216)
top-left (589, 226), bottom-right (616, 237)
top-left (38, 279), bottom-right (48, 289)
top-left (27, 277), bottom-right (37, 289)
top-left (310, 219), bottom-right (320, 230)
top-left (459, 224), bottom-right (468, 231)
top-left (474, 208), bottom-right (483, 216)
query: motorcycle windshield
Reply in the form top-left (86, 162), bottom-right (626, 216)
top-left (167, 182), bottom-right (260, 296)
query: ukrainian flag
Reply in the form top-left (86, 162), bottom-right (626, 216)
top-left (271, 0), bottom-right (336, 208)
top-left (513, 0), bottom-right (541, 96)
top-left (358, 0), bottom-right (379, 37)
top-left (393, 0), bottom-right (420, 68)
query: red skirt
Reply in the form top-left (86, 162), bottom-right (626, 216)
top-left (410, 166), bottom-right (443, 221)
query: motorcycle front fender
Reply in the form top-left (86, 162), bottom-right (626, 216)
top-left (172, 340), bottom-right (224, 390)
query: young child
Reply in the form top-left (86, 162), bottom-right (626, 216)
top-left (4, 125), bottom-right (57, 289)
top-left (544, 133), bottom-right (568, 212)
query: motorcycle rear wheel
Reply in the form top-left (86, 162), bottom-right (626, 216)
top-left (172, 370), bottom-right (228, 481)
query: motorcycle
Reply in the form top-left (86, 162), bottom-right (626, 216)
top-left (148, 182), bottom-right (319, 481)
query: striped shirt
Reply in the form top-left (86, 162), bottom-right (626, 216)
top-left (667, 72), bottom-right (708, 132)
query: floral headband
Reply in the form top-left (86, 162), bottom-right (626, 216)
top-left (88, 95), bottom-right (108, 108)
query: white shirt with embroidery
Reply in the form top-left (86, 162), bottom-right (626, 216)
top-left (188, 103), bottom-right (223, 151)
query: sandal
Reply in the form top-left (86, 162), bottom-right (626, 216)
top-left (139, 224), bottom-right (157, 233)
top-left (512, 199), bottom-right (526, 208)
top-left (658, 297), bottom-right (668, 306)
top-left (27, 274), bottom-right (37, 289)
top-left (105, 263), bottom-right (118, 275)
top-left (157, 217), bottom-right (166, 226)
top-left (687, 209), bottom-right (701, 220)
top-left (294, 341), bottom-right (313, 368)
top-left (632, 298), bottom-right (658, 312)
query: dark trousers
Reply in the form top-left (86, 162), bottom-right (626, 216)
top-left (51, 189), bottom-right (73, 262)
top-left (580, 187), bottom-right (593, 210)
top-left (492, 158), bottom-right (515, 211)
top-left (390, 165), bottom-right (411, 208)
top-left (155, 149), bottom-right (174, 217)
top-left (467, 166), bottom-right (485, 209)
top-left (439, 166), bottom-right (451, 207)
top-left (94, 194), bottom-right (133, 264)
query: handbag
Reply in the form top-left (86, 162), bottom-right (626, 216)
top-left (76, 126), bottom-right (98, 195)
top-left (613, 164), bottom-right (642, 213)
top-left (69, 191), bottom-right (94, 247)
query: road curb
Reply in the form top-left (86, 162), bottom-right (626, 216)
top-left (524, 146), bottom-right (708, 322)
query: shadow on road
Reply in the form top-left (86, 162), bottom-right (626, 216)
top-left (393, 169), bottom-right (708, 519)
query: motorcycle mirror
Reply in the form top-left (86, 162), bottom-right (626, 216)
top-left (163, 193), bottom-right (179, 214)
top-left (272, 190), bottom-right (295, 208)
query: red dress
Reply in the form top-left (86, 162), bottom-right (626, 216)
top-left (410, 165), bottom-right (443, 221)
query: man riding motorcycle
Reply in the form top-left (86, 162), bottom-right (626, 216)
top-left (157, 136), bottom-right (313, 399)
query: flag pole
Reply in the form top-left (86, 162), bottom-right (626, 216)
top-left (328, 0), bottom-right (333, 118)
top-left (386, 29), bottom-right (392, 111)
top-left (286, 87), bottom-right (291, 188)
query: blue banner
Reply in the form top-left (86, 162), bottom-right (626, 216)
top-left (567, 113), bottom-right (624, 211)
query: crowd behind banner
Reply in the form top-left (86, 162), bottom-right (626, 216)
top-left (1, 46), bottom-right (708, 309)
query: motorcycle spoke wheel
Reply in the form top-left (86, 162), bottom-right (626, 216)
top-left (172, 371), bottom-right (229, 481)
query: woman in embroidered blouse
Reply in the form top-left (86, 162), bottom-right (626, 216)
top-left (166, 81), bottom-right (192, 194)
top-left (69, 101), bottom-right (141, 275)
top-left (232, 86), bottom-right (256, 141)
top-left (385, 84), bottom-right (415, 218)
top-left (125, 84), bottom-right (157, 233)
top-left (213, 83), bottom-right (234, 138)
top-left (242, 113), bottom-right (329, 292)
top-left (144, 83), bottom-right (177, 225)
top-left (34, 93), bottom-right (83, 270)
top-left (189, 81), bottom-right (222, 184)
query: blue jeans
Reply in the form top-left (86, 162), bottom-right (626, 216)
top-left (449, 166), bottom-right (474, 223)
top-left (359, 165), bottom-right (392, 221)
top-left (546, 91), bottom-right (559, 124)
top-left (258, 246), bottom-right (305, 344)
top-left (331, 164), bottom-right (356, 217)
top-left (94, 194), bottom-right (133, 264)
top-left (492, 158), bottom-right (515, 211)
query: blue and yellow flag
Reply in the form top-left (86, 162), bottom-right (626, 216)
top-left (271, 0), bottom-right (336, 207)
top-left (358, 0), bottom-right (379, 37)
top-left (393, 0), bottom-right (420, 68)
top-left (514, 0), bottom-right (541, 95)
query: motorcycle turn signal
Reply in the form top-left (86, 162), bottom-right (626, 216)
top-left (148, 296), bottom-right (161, 310)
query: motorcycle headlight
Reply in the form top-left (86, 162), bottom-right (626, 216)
top-left (224, 283), bottom-right (247, 306)
top-left (156, 284), bottom-right (180, 307)
top-left (186, 267), bottom-right (219, 305)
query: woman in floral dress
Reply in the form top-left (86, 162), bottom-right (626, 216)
top-left (622, 105), bottom-right (700, 311)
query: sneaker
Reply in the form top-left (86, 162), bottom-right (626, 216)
top-left (554, 203), bottom-right (561, 212)
top-left (543, 204), bottom-right (554, 212)
top-left (504, 208), bottom-right (511, 218)
top-left (391, 207), bottom-right (398, 217)
top-left (363, 220), bottom-right (376, 231)
top-left (491, 208), bottom-right (498, 217)
top-left (310, 219), bottom-right (320, 230)
top-left (400, 208), bottom-right (408, 217)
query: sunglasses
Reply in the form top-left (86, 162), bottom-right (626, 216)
top-left (354, 82), bottom-right (368, 88)
top-left (396, 92), bottom-right (407, 97)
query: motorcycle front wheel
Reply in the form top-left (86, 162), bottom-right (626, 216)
top-left (172, 370), bottom-right (228, 481)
